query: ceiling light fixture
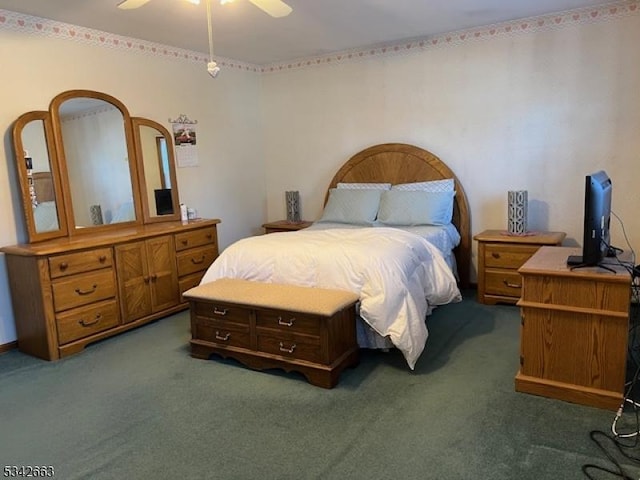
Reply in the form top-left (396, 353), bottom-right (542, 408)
top-left (206, 0), bottom-right (221, 78)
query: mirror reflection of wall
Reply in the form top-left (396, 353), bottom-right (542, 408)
top-left (22, 120), bottom-right (60, 233)
top-left (59, 98), bottom-right (134, 227)
top-left (140, 125), bottom-right (173, 216)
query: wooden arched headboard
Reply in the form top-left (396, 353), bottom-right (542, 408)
top-left (326, 143), bottom-right (471, 288)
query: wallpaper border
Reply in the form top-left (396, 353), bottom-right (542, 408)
top-left (0, 0), bottom-right (638, 75)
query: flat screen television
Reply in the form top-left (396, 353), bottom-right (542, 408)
top-left (567, 170), bottom-right (612, 267)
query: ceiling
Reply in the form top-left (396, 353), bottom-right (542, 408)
top-left (0, 0), bottom-right (611, 65)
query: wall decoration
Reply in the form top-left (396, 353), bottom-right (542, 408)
top-left (169, 114), bottom-right (199, 167)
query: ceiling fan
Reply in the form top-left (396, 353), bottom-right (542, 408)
top-left (117, 0), bottom-right (292, 18)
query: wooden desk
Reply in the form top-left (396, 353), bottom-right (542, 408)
top-left (515, 246), bottom-right (631, 410)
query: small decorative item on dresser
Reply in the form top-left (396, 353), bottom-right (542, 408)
top-left (507, 190), bottom-right (528, 235)
top-left (285, 191), bottom-right (301, 223)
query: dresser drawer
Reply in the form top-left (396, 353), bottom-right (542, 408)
top-left (49, 248), bottom-right (113, 279)
top-left (256, 310), bottom-right (320, 336)
top-left (176, 246), bottom-right (218, 277)
top-left (56, 299), bottom-right (120, 344)
top-left (257, 333), bottom-right (322, 363)
top-left (484, 244), bottom-right (539, 269)
top-left (179, 272), bottom-right (205, 303)
top-left (52, 269), bottom-right (116, 312)
top-left (485, 269), bottom-right (523, 297)
top-left (175, 227), bottom-right (217, 252)
top-left (194, 316), bottom-right (251, 349)
top-left (193, 300), bottom-right (251, 325)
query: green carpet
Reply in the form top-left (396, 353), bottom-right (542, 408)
top-left (0, 292), bottom-right (633, 479)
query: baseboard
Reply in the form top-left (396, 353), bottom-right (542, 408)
top-left (0, 341), bottom-right (18, 355)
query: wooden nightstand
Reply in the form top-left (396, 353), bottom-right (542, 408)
top-left (262, 220), bottom-right (313, 234)
top-left (474, 229), bottom-right (565, 305)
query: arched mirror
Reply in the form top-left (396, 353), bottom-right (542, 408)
top-left (12, 111), bottom-right (68, 242)
top-left (50, 90), bottom-right (142, 233)
top-left (132, 118), bottom-right (180, 223)
top-left (11, 90), bottom-right (182, 243)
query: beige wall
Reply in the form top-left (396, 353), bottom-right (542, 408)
top-left (1, 6), bottom-right (640, 345)
top-left (0, 29), bottom-right (265, 344)
top-left (261, 13), bottom-right (640, 278)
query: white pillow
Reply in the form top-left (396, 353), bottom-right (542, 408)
top-left (318, 188), bottom-right (383, 224)
top-left (392, 179), bottom-right (454, 192)
top-left (337, 182), bottom-right (392, 190)
top-left (377, 190), bottom-right (455, 226)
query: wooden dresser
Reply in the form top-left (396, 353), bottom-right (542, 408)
top-left (516, 246), bottom-right (631, 410)
top-left (1, 219), bottom-right (219, 360)
top-left (474, 230), bottom-right (565, 304)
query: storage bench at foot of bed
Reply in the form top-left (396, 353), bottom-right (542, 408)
top-left (184, 278), bottom-right (360, 388)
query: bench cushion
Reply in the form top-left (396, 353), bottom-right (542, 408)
top-left (184, 278), bottom-right (358, 317)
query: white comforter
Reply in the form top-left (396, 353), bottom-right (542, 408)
top-left (200, 227), bottom-right (461, 369)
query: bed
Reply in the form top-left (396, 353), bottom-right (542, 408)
top-left (31, 171), bottom-right (60, 232)
top-left (200, 143), bottom-right (471, 369)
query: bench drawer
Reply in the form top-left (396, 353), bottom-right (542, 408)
top-left (193, 300), bottom-right (251, 325)
top-left (194, 316), bottom-right (251, 349)
top-left (257, 333), bottom-right (322, 364)
top-left (256, 310), bottom-right (320, 336)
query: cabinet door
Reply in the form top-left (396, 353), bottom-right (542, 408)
top-left (116, 241), bottom-right (153, 323)
top-left (116, 236), bottom-right (180, 323)
top-left (146, 235), bottom-right (179, 312)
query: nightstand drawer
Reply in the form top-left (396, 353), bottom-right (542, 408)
top-left (485, 269), bottom-right (523, 297)
top-left (484, 244), bottom-right (540, 269)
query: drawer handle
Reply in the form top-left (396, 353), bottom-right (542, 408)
top-left (503, 280), bottom-right (522, 289)
top-left (277, 316), bottom-right (295, 327)
top-left (491, 253), bottom-right (501, 259)
top-left (98, 255), bottom-right (107, 263)
top-left (79, 314), bottom-right (102, 327)
top-left (215, 331), bottom-right (230, 341)
top-left (181, 239), bottom-right (188, 246)
top-left (279, 342), bottom-right (296, 354)
top-left (59, 262), bottom-right (69, 271)
top-left (206, 234), bottom-right (213, 240)
top-left (213, 307), bottom-right (228, 316)
top-left (191, 256), bottom-right (206, 265)
top-left (75, 284), bottom-right (98, 296)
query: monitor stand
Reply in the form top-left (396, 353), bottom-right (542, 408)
top-left (566, 255), bottom-right (616, 273)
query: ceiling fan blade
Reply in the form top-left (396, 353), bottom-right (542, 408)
top-left (117, 0), bottom-right (152, 9)
top-left (248, 0), bottom-right (292, 17)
